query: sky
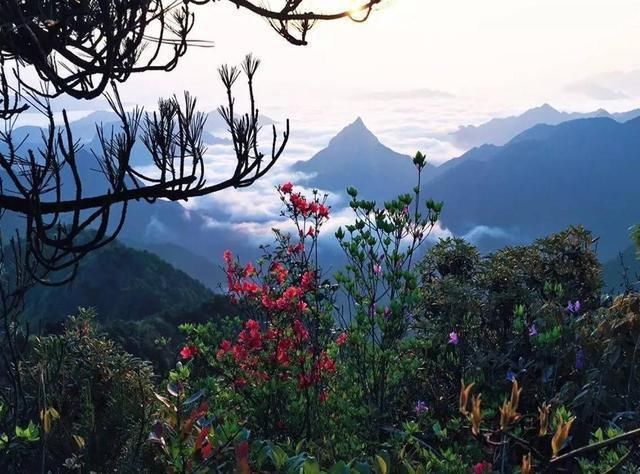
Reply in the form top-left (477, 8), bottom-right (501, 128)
top-left (114, 0), bottom-right (640, 111)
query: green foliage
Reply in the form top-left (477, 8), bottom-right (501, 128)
top-left (332, 156), bottom-right (442, 443)
top-left (16, 308), bottom-right (158, 473)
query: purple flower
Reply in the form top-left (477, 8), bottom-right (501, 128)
top-left (384, 306), bottom-right (391, 317)
top-left (506, 370), bottom-right (516, 382)
top-left (528, 323), bottom-right (538, 337)
top-left (575, 348), bottom-right (585, 370)
top-left (567, 300), bottom-right (581, 314)
top-left (448, 331), bottom-right (459, 345)
top-left (414, 400), bottom-right (428, 415)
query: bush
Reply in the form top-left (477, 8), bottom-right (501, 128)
top-left (17, 308), bottom-right (157, 473)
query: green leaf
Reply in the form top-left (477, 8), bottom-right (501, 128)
top-left (329, 461), bottom-right (351, 474)
top-left (302, 458), bottom-right (321, 474)
top-left (15, 421), bottom-right (40, 442)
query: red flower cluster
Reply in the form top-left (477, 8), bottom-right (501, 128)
top-left (336, 332), bottom-right (349, 346)
top-left (297, 351), bottom-right (336, 389)
top-left (180, 344), bottom-right (199, 360)
top-left (217, 316), bottom-right (336, 395)
top-left (215, 187), bottom-right (337, 407)
top-left (279, 183), bottom-right (330, 221)
top-left (270, 262), bottom-right (288, 284)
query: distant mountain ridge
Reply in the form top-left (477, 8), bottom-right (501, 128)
top-left (294, 114), bottom-right (640, 259)
top-left (430, 116), bottom-right (640, 257)
top-left (449, 104), bottom-right (640, 148)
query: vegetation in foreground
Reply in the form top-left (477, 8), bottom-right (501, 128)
top-left (2, 155), bottom-right (640, 473)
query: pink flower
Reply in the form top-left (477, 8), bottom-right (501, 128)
top-left (336, 332), bottom-right (349, 346)
top-left (448, 331), bottom-right (459, 345)
top-left (280, 182), bottom-right (293, 194)
top-left (373, 264), bottom-right (382, 275)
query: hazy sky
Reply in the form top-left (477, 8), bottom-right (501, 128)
top-left (117, 0), bottom-right (640, 113)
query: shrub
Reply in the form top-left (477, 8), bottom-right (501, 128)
top-left (18, 308), bottom-right (157, 473)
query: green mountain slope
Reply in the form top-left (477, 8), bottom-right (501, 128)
top-left (24, 239), bottom-right (215, 323)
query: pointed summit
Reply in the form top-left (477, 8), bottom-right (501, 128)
top-left (329, 116), bottom-right (379, 147)
top-left (292, 118), bottom-right (419, 199)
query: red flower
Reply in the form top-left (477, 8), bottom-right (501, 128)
top-left (288, 242), bottom-right (305, 254)
top-left (195, 425), bottom-right (210, 452)
top-left (280, 182), bottom-right (293, 194)
top-left (241, 280), bottom-right (261, 296)
top-left (180, 344), bottom-right (198, 360)
top-left (244, 262), bottom-right (257, 277)
top-left (293, 319), bottom-right (309, 342)
top-left (275, 338), bottom-right (293, 366)
top-left (301, 271), bottom-right (315, 291)
top-left (245, 319), bottom-right (260, 331)
top-left (290, 193), bottom-right (310, 216)
top-left (217, 339), bottom-right (232, 360)
top-left (270, 262), bottom-right (288, 284)
top-left (283, 286), bottom-right (303, 301)
top-left (297, 372), bottom-right (312, 390)
top-left (297, 300), bottom-right (309, 313)
top-left (472, 462), bottom-right (492, 474)
top-left (336, 332), bottom-right (349, 346)
top-left (223, 249), bottom-right (233, 266)
top-left (319, 389), bottom-right (329, 403)
top-left (318, 352), bottom-right (336, 373)
top-left (232, 345), bottom-right (248, 362)
top-left (201, 442), bottom-right (213, 459)
top-left (306, 226), bottom-right (315, 237)
top-left (319, 204), bottom-right (330, 219)
top-left (238, 322), bottom-right (262, 350)
top-left (234, 377), bottom-right (247, 388)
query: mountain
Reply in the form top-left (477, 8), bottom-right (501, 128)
top-left (293, 117), bottom-right (425, 199)
top-left (24, 238), bottom-right (214, 323)
top-left (449, 104), bottom-right (640, 148)
top-left (428, 117), bottom-right (640, 257)
top-left (127, 240), bottom-right (222, 290)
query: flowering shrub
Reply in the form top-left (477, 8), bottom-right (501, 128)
top-left (330, 152), bottom-right (443, 439)
top-left (179, 184), bottom-right (339, 442)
